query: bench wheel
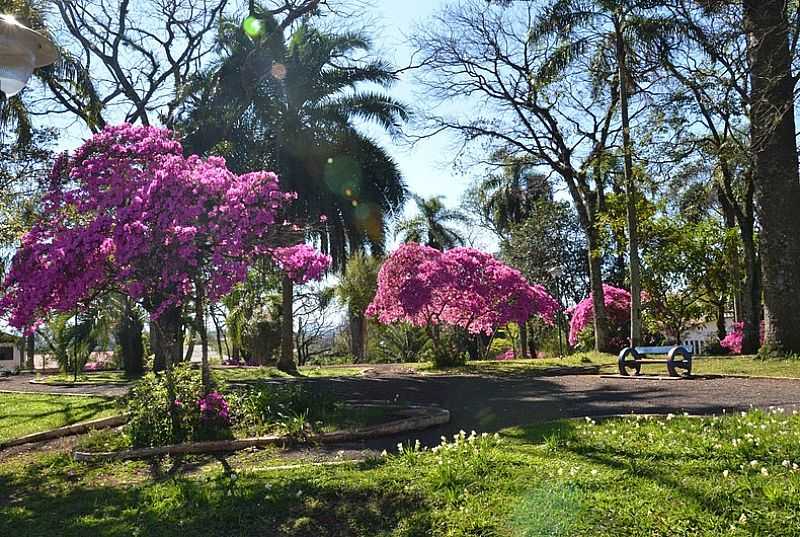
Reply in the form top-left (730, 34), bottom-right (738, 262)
top-left (618, 348), bottom-right (641, 376)
top-left (666, 347), bottom-right (693, 377)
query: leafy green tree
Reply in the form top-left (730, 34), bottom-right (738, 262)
top-left (396, 195), bottom-right (466, 250)
top-left (640, 216), bottom-right (730, 345)
top-left (336, 253), bottom-right (380, 362)
top-left (179, 10), bottom-right (407, 372)
top-left (470, 154), bottom-right (551, 240)
top-left (530, 0), bottom-right (680, 347)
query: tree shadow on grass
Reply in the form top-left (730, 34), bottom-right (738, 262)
top-left (0, 454), bottom-right (430, 537)
top-left (0, 397), bottom-right (118, 442)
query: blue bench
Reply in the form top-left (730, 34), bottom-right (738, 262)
top-left (618, 345), bottom-right (693, 377)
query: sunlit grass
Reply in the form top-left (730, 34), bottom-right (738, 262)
top-left (3, 409), bottom-right (800, 535)
top-left (0, 393), bottom-right (119, 442)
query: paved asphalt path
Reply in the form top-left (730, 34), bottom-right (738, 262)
top-left (297, 373), bottom-right (800, 450)
top-left (4, 372), bottom-right (800, 450)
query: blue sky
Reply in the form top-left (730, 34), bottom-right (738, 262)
top-left (362, 0), bottom-right (493, 247)
top-left (364, 0), bottom-right (463, 203)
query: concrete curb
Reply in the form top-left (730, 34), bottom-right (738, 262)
top-left (73, 403), bottom-right (450, 463)
top-left (0, 415), bottom-right (128, 450)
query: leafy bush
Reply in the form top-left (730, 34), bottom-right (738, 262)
top-left (228, 384), bottom-right (334, 437)
top-left (125, 365), bottom-right (231, 447)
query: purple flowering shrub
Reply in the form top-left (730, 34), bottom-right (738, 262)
top-left (196, 391), bottom-right (233, 441)
top-left (126, 365), bottom-right (232, 447)
top-left (720, 321), bottom-right (765, 355)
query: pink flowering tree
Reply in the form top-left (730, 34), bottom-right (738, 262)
top-left (366, 243), bottom-right (559, 366)
top-left (0, 124), bottom-right (330, 386)
top-left (720, 321), bottom-right (765, 355)
top-left (567, 285), bottom-right (631, 352)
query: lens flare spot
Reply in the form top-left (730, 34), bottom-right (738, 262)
top-left (271, 63), bottom-right (287, 80)
top-left (351, 199), bottom-right (359, 207)
top-left (243, 16), bottom-right (265, 38)
top-left (353, 203), bottom-right (383, 242)
top-left (324, 155), bottom-right (362, 198)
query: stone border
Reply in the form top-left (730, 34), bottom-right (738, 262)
top-left (73, 402), bottom-right (450, 462)
top-left (0, 415), bottom-right (128, 450)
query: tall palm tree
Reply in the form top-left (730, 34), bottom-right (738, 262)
top-left (475, 156), bottom-right (551, 239)
top-left (530, 0), bottom-right (678, 347)
top-left (396, 195), bottom-right (467, 250)
top-left (178, 7), bottom-right (408, 372)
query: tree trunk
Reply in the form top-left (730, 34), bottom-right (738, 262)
top-left (587, 227), bottom-right (610, 352)
top-left (25, 333), bottom-right (35, 370)
top-left (151, 306), bottom-right (182, 372)
top-left (195, 279), bottom-right (210, 392)
top-left (719, 195), bottom-right (744, 323)
top-left (117, 298), bottom-right (144, 376)
top-left (740, 229), bottom-right (761, 354)
top-left (278, 275), bottom-right (296, 373)
top-left (716, 302), bottom-right (727, 341)
top-left (616, 17), bottom-right (642, 347)
top-left (349, 310), bottom-right (367, 363)
top-left (519, 320), bottom-right (529, 359)
top-left (743, 0), bottom-right (800, 354)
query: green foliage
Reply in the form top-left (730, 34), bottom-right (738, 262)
top-left (228, 385), bottom-right (332, 437)
top-left (336, 253), bottom-right (381, 315)
top-left (502, 199), bottom-right (589, 304)
top-left (125, 365), bottom-right (208, 447)
top-left (396, 195), bottom-right (466, 250)
top-left (370, 322), bottom-right (433, 363)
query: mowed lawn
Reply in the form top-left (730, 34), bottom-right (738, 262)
top-left (2, 410), bottom-right (799, 536)
top-left (0, 393), bottom-right (119, 443)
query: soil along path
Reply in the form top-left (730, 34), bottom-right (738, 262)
top-left (281, 374), bottom-right (800, 450)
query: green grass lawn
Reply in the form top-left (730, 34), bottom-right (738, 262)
top-left (417, 352), bottom-right (618, 376)
top-left (214, 365), bottom-right (369, 382)
top-left (3, 409), bottom-right (799, 536)
top-left (694, 355), bottom-right (800, 378)
top-left (0, 393), bottom-right (120, 442)
top-left (34, 371), bottom-right (136, 385)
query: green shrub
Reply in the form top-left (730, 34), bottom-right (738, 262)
top-left (229, 384), bottom-right (335, 437)
top-left (125, 365), bottom-right (207, 447)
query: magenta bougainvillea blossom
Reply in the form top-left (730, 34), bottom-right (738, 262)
top-left (0, 124), bottom-right (327, 331)
top-left (567, 284), bottom-right (631, 346)
top-left (366, 243), bottom-right (558, 335)
top-left (198, 391), bottom-right (231, 425)
top-left (272, 244), bottom-right (332, 284)
top-left (720, 321), bottom-right (764, 354)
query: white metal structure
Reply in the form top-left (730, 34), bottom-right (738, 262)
top-left (0, 14), bottom-right (57, 97)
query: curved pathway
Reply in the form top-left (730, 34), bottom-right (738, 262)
top-left (0, 374), bottom-right (128, 397)
top-left (5, 371), bottom-right (800, 449)
top-left (296, 373), bottom-right (800, 449)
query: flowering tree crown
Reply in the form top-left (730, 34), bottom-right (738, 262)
top-left (366, 243), bottom-right (558, 335)
top-left (567, 284), bottom-right (631, 347)
top-left (0, 124), bottom-right (329, 330)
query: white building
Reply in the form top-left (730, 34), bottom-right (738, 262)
top-left (680, 318), bottom-right (735, 355)
top-left (0, 338), bottom-right (21, 372)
